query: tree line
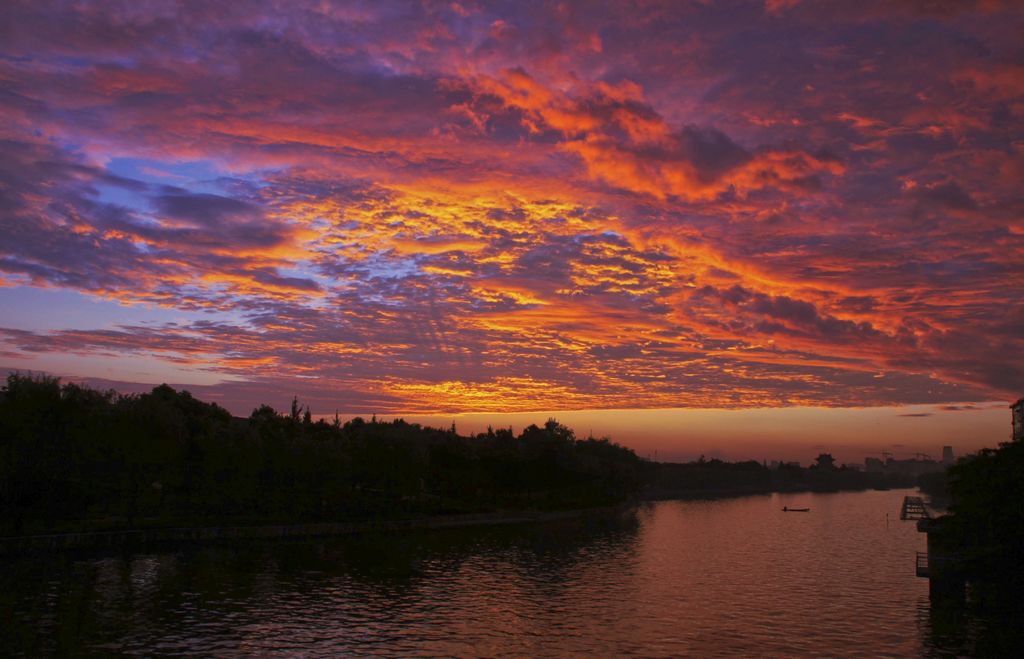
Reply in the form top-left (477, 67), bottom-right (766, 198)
top-left (642, 452), bottom-right (922, 499)
top-left (1, 372), bottom-right (952, 538)
top-left (933, 435), bottom-right (1024, 612)
top-left (0, 373), bottom-right (642, 535)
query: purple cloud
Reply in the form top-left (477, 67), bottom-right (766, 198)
top-left (0, 0), bottom-right (1020, 415)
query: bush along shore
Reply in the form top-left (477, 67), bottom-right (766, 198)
top-left (0, 374), bottom-right (643, 543)
top-left (926, 436), bottom-right (1024, 615)
top-left (1, 373), bottom-right (932, 551)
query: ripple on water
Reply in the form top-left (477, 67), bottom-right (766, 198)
top-left (0, 490), bottom-right (1004, 656)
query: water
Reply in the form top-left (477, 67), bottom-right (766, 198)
top-left (0, 489), bottom-right (1007, 656)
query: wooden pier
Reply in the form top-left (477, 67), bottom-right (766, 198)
top-left (900, 495), bottom-right (930, 520)
top-left (916, 551), bottom-right (930, 578)
top-left (911, 508), bottom-right (964, 600)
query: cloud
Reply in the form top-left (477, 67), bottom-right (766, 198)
top-left (467, 68), bottom-right (844, 201)
top-left (0, 0), bottom-right (1020, 414)
top-left (915, 181), bottom-right (978, 211)
top-left (153, 191), bottom-right (260, 225)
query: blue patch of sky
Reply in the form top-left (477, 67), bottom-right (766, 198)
top-left (51, 55), bottom-right (99, 68)
top-left (95, 157), bottom-right (272, 220)
top-left (106, 157), bottom-right (225, 189)
top-left (277, 263), bottom-right (334, 292)
top-left (4, 352), bottom-right (239, 387)
top-left (361, 252), bottom-right (421, 279)
top-left (92, 180), bottom-right (151, 213)
top-left (0, 286), bottom-right (247, 333)
top-left (308, 217), bottom-right (335, 231)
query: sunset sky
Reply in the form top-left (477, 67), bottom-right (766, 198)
top-left (1, 1), bottom-right (1021, 461)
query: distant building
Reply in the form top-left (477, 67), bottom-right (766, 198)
top-left (886, 457), bottom-right (943, 479)
top-left (942, 446), bottom-right (954, 465)
top-left (1012, 398), bottom-right (1024, 442)
top-left (865, 457), bottom-right (885, 474)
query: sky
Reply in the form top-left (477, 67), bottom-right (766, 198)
top-left (1, 0), bottom-right (1022, 462)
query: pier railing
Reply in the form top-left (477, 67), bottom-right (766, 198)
top-left (901, 496), bottom-right (930, 520)
top-left (916, 551), bottom-right (959, 579)
top-left (916, 551), bottom-right (929, 577)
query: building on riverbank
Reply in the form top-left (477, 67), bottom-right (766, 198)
top-left (864, 454), bottom-right (945, 478)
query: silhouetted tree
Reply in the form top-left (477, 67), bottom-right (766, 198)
top-left (0, 374), bottom-right (647, 533)
top-left (936, 440), bottom-right (1024, 610)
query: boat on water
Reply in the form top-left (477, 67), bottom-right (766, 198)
top-left (782, 506), bottom-right (810, 512)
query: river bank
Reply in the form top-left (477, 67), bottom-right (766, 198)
top-left (0, 505), bottom-right (635, 555)
top-left (1, 480), bottom-right (917, 555)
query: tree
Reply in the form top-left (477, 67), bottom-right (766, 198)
top-left (939, 440), bottom-right (1024, 609)
top-left (0, 374), bottom-right (646, 533)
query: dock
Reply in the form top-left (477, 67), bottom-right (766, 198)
top-left (900, 495), bottom-right (930, 520)
top-left (906, 499), bottom-right (963, 600)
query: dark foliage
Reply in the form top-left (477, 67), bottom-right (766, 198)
top-left (642, 454), bottom-right (918, 500)
top-left (0, 374), bottom-right (642, 534)
top-left (938, 439), bottom-right (1024, 610)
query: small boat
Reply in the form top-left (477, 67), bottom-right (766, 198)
top-left (782, 506), bottom-right (810, 512)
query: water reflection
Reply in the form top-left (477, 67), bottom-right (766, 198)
top-left (1, 491), bottom-right (1016, 656)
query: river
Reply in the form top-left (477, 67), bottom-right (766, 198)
top-left (0, 489), bottom-right (1006, 656)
